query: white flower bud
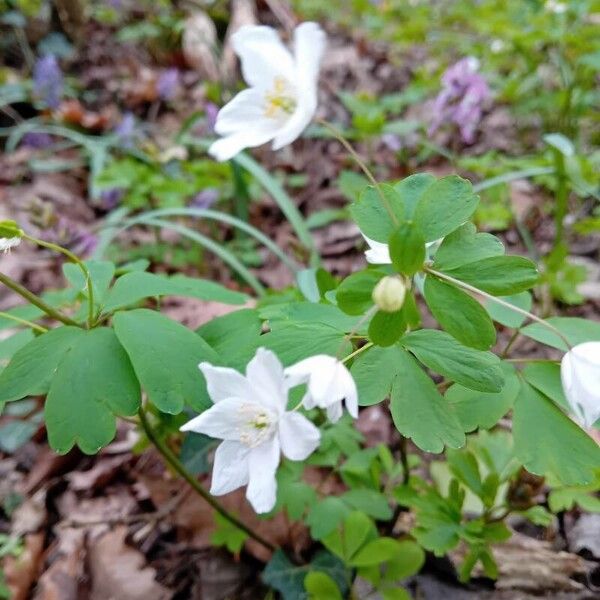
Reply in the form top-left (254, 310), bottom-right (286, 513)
top-left (372, 276), bottom-right (406, 313)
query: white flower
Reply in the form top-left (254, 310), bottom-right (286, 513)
top-left (561, 342), bottom-right (600, 428)
top-left (285, 355), bottom-right (358, 423)
top-left (208, 22), bottom-right (326, 161)
top-left (363, 234), bottom-right (391, 264)
top-left (545, 0), bottom-right (567, 14)
top-left (0, 238), bottom-right (21, 254)
top-left (180, 348), bottom-right (320, 514)
top-left (362, 233), bottom-right (442, 266)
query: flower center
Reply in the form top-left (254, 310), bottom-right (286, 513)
top-left (264, 76), bottom-right (297, 120)
top-left (237, 403), bottom-right (276, 448)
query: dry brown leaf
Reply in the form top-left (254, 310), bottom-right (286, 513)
top-left (2, 533), bottom-right (45, 600)
top-left (182, 12), bottom-right (219, 81)
top-left (88, 527), bottom-right (173, 600)
top-left (66, 455), bottom-right (132, 492)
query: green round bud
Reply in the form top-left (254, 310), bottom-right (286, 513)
top-left (372, 276), bottom-right (406, 313)
top-left (0, 220), bottom-right (23, 239)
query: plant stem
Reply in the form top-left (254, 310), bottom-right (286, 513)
top-left (137, 408), bottom-right (276, 553)
top-left (399, 435), bottom-right (410, 485)
top-left (0, 272), bottom-right (79, 327)
top-left (341, 342), bottom-right (373, 364)
top-left (24, 234), bottom-right (95, 328)
top-left (318, 119), bottom-right (399, 226)
top-left (0, 311), bottom-right (47, 333)
top-left (425, 267), bottom-right (573, 350)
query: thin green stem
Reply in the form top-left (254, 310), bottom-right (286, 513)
top-left (336, 307), bottom-right (377, 359)
top-left (0, 272), bottom-right (79, 327)
top-left (0, 311), bottom-right (47, 333)
top-left (24, 235), bottom-right (94, 328)
top-left (318, 119), bottom-right (399, 227)
top-left (341, 342), bottom-right (374, 364)
top-left (137, 408), bottom-right (276, 553)
top-left (425, 267), bottom-right (573, 350)
top-left (501, 330), bottom-right (520, 359)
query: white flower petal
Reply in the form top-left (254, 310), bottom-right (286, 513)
top-left (246, 347), bottom-right (288, 413)
top-left (213, 88), bottom-right (269, 136)
top-left (210, 440), bottom-right (250, 495)
top-left (326, 401), bottom-right (344, 423)
top-left (246, 436), bottom-right (280, 513)
top-left (279, 412), bottom-right (320, 460)
top-left (180, 397), bottom-right (250, 440)
top-left (198, 362), bottom-right (253, 403)
top-left (561, 342), bottom-right (600, 428)
top-left (0, 237), bottom-right (20, 254)
top-left (271, 22), bottom-right (325, 150)
top-left (285, 355), bottom-right (359, 420)
top-left (232, 25), bottom-right (295, 89)
top-left (363, 234), bottom-right (392, 264)
top-left (209, 122), bottom-right (280, 161)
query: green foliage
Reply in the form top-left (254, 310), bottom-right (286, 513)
top-left (211, 512), bottom-right (249, 554)
top-left (113, 309), bottom-right (218, 414)
top-left (349, 185), bottom-right (404, 241)
top-left (388, 221), bottom-right (425, 276)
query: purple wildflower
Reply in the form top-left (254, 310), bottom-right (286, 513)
top-left (99, 188), bottom-right (123, 210)
top-left (189, 188), bottom-right (219, 209)
top-left (381, 133), bottom-right (402, 152)
top-left (204, 102), bottom-right (219, 132)
top-left (429, 57), bottom-right (491, 144)
top-left (33, 55), bottom-right (64, 110)
top-left (156, 68), bottom-right (180, 101)
top-left (45, 218), bottom-right (98, 257)
top-left (114, 112), bottom-right (136, 147)
top-left (21, 132), bottom-right (53, 149)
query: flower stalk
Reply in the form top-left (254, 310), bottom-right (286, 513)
top-left (137, 407), bottom-right (276, 553)
top-left (0, 271), bottom-right (79, 327)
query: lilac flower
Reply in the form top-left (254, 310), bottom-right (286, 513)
top-left (429, 57), bottom-right (491, 144)
top-left (156, 68), bottom-right (180, 101)
top-left (21, 132), bottom-right (53, 149)
top-left (204, 102), bottom-right (219, 133)
top-left (114, 113), bottom-right (136, 147)
top-left (381, 133), bottom-right (402, 152)
top-left (33, 55), bottom-right (64, 110)
top-left (189, 188), bottom-right (219, 209)
top-left (45, 218), bottom-right (98, 257)
top-left (99, 188), bottom-right (123, 210)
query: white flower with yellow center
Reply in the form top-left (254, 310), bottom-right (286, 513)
top-left (208, 22), bottom-right (326, 161)
top-left (561, 342), bottom-right (600, 428)
top-left (180, 348), bottom-right (320, 514)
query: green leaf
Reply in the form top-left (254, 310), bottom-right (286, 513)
top-left (196, 309), bottom-right (262, 368)
top-left (263, 550), bottom-right (349, 600)
top-left (0, 327), bottom-right (84, 403)
top-left (523, 362), bottom-right (568, 410)
top-left (351, 345), bottom-right (404, 407)
top-left (304, 572), bottom-right (342, 600)
top-left (0, 419), bottom-right (39, 453)
top-left (322, 511), bottom-right (377, 563)
top-left (445, 363), bottom-right (520, 432)
top-left (211, 512), bottom-right (248, 554)
top-left (382, 589), bottom-right (411, 600)
top-left (390, 349), bottom-right (465, 453)
top-left (350, 537), bottom-right (402, 567)
top-left (103, 271), bottom-right (247, 313)
top-left (412, 176), bottom-right (479, 242)
top-left (521, 317), bottom-right (600, 351)
top-left (389, 221), bottom-right (425, 276)
top-left (446, 449), bottom-right (483, 497)
top-left (433, 223), bottom-right (504, 270)
top-left (423, 276), bottom-right (496, 350)
top-left (113, 309), bottom-right (219, 414)
top-left (179, 433), bottom-right (216, 475)
top-left (443, 256), bottom-right (539, 296)
top-left (383, 540), bottom-right (425, 580)
top-left (0, 330), bottom-right (35, 366)
top-left (63, 260), bottom-right (115, 306)
top-left (45, 328), bottom-right (140, 454)
top-left (393, 173), bottom-right (436, 218)
top-left (341, 489), bottom-right (392, 520)
top-left (262, 323), bottom-right (351, 366)
top-left (306, 497), bottom-right (352, 540)
top-left (401, 329), bottom-right (504, 392)
top-left (338, 170), bottom-right (369, 202)
top-left (368, 310), bottom-right (406, 347)
top-left (349, 184), bottom-right (404, 242)
top-left (484, 292), bottom-right (532, 329)
top-left (513, 383), bottom-right (600, 485)
top-left (336, 270), bottom-right (384, 315)
top-left (277, 479), bottom-right (317, 521)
